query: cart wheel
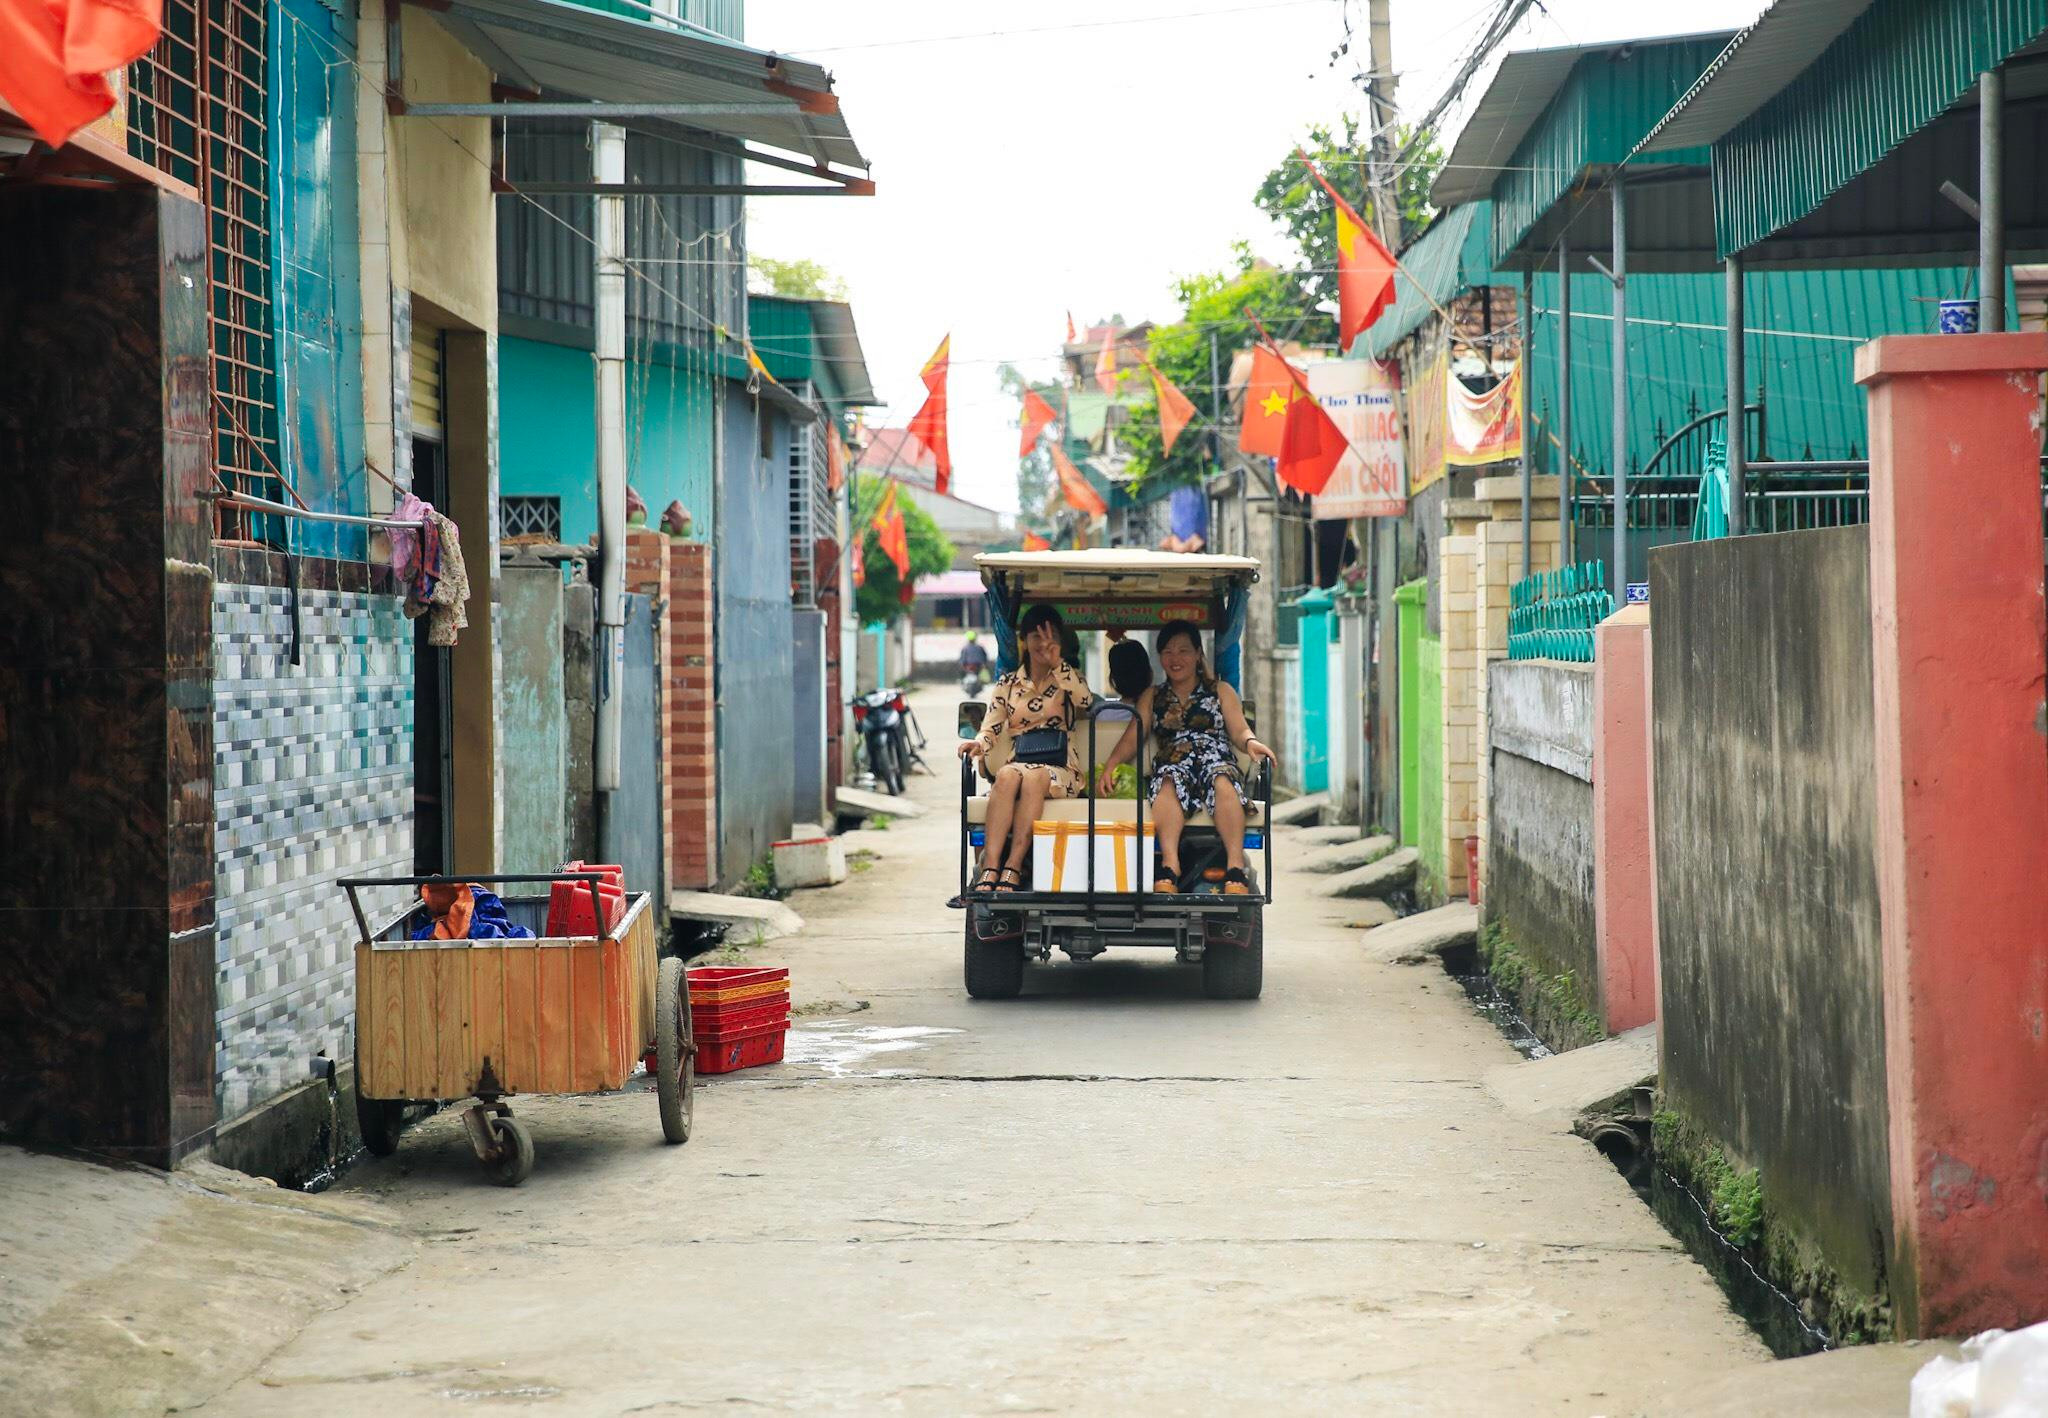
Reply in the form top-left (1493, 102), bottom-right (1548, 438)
top-left (483, 1113), bottom-right (534, 1187)
top-left (655, 956), bottom-right (695, 1144)
top-left (1202, 904), bottom-right (1264, 1000)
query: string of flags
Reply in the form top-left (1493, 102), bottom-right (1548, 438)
top-left (906, 335), bottom-right (952, 497)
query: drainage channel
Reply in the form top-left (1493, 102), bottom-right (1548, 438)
top-left (1435, 942), bottom-right (1830, 1359)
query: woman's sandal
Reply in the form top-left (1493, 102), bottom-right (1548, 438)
top-left (971, 866), bottom-right (1001, 895)
top-left (996, 866), bottom-right (1025, 893)
top-left (1222, 867), bottom-right (1252, 896)
top-left (1154, 862), bottom-right (1181, 894)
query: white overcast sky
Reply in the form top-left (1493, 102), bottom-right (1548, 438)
top-left (744, 0), bottom-right (1768, 515)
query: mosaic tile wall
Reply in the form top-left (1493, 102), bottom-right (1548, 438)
top-left (213, 583), bottom-right (415, 1121)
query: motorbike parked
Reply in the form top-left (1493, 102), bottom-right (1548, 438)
top-left (852, 687), bottom-right (909, 795)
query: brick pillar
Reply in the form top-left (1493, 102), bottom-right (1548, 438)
top-left (665, 543), bottom-right (717, 891)
top-left (1471, 475), bottom-right (1561, 889)
top-left (1855, 332), bottom-right (2048, 1336)
top-left (624, 529), bottom-right (672, 897)
top-left (1592, 604), bottom-right (1655, 1033)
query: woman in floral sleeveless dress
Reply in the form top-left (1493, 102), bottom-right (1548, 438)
top-left (1095, 621), bottom-right (1275, 894)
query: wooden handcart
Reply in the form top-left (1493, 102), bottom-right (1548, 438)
top-left (341, 872), bottom-right (695, 1186)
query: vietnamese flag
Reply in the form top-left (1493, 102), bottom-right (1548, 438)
top-left (1146, 361), bottom-right (1199, 455)
top-left (1050, 446), bottom-right (1108, 517)
top-left (1022, 532), bottom-right (1051, 551)
top-left (1276, 383), bottom-right (1350, 496)
top-left (1298, 149), bottom-right (1398, 352)
top-left (1019, 389), bottom-right (1058, 457)
top-left (0, 0), bottom-right (164, 146)
top-left (1239, 345), bottom-right (1300, 457)
top-left (907, 335), bottom-right (952, 496)
top-left (1065, 311), bottom-right (1077, 343)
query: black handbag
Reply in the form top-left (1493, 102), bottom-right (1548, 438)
top-left (1011, 727), bottom-right (1069, 767)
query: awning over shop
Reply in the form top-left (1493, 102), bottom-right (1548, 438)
top-left (1636, 0), bottom-right (2048, 264)
top-left (402, 0), bottom-right (870, 193)
top-left (1434, 31), bottom-right (1734, 273)
top-left (1355, 202), bottom-right (1492, 359)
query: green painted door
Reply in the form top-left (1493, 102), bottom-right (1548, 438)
top-left (1395, 580), bottom-right (1446, 894)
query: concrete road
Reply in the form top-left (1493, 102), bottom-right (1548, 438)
top-left (209, 690), bottom-right (1764, 1416)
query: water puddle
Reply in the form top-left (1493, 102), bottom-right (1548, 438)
top-left (782, 1021), bottom-right (961, 1078)
top-left (1447, 966), bottom-right (1552, 1060)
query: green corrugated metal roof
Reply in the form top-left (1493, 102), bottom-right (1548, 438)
top-left (1489, 36), bottom-right (1728, 266)
top-left (747, 294), bottom-right (815, 384)
top-left (1356, 203), bottom-right (1493, 359)
top-left (1713, 0), bottom-right (2048, 256)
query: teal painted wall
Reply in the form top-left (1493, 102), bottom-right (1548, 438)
top-left (498, 334), bottom-right (718, 548)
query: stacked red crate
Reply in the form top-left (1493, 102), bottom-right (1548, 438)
top-left (687, 967), bottom-right (790, 1074)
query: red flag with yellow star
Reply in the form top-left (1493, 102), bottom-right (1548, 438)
top-left (1239, 345), bottom-right (1299, 457)
top-left (1019, 389), bottom-right (1058, 457)
top-left (1276, 379), bottom-right (1350, 496)
top-left (1051, 446), bottom-right (1108, 517)
top-left (907, 335), bottom-right (952, 495)
top-left (1298, 150), bottom-right (1397, 352)
top-left (1146, 361), bottom-right (1200, 455)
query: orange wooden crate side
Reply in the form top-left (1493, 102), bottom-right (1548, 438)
top-left (570, 939), bottom-right (610, 1091)
top-left (628, 900), bottom-right (657, 1053)
top-left (501, 944), bottom-right (540, 1094)
top-left (403, 948), bottom-right (440, 1099)
top-left (602, 936), bottom-right (630, 1083)
top-left (469, 946), bottom-right (507, 1095)
top-left (433, 947), bottom-right (476, 1097)
top-left (536, 945), bottom-right (573, 1094)
top-left (372, 949), bottom-right (410, 1099)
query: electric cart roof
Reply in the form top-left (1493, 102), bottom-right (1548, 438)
top-left (974, 550), bottom-right (1260, 632)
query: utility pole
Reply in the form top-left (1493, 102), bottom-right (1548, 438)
top-left (592, 122), bottom-right (627, 802)
top-left (1364, 0), bottom-right (1401, 248)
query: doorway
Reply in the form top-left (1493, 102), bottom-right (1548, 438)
top-left (412, 433), bottom-right (454, 874)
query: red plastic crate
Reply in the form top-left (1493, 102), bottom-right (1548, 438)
top-left (695, 1019), bottom-right (788, 1075)
top-left (694, 997), bottom-right (789, 1034)
top-left (687, 966), bottom-right (790, 1006)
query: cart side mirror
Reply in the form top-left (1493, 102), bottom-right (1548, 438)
top-left (958, 701), bottom-right (987, 739)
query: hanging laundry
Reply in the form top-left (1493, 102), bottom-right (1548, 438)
top-left (390, 492), bottom-right (441, 606)
top-left (401, 507), bottom-right (469, 646)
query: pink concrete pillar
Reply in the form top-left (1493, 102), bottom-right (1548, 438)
top-left (1592, 605), bottom-right (1656, 1033)
top-left (1855, 333), bottom-right (2048, 1336)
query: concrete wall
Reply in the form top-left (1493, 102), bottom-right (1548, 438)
top-left (1485, 659), bottom-right (1596, 999)
top-left (395, 12), bottom-right (495, 332)
top-left (1650, 527), bottom-right (1891, 1302)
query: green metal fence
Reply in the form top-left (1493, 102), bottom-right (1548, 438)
top-left (1508, 561), bottom-right (1615, 663)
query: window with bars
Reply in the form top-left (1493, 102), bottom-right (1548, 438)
top-left (128, 0), bottom-right (282, 544)
top-left (502, 496), bottom-right (563, 542)
top-left (788, 396), bottom-right (830, 609)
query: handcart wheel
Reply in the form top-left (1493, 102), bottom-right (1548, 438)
top-left (353, 1046), bottom-right (405, 1157)
top-left (655, 956), bottom-right (695, 1145)
top-left (483, 1113), bottom-right (534, 1187)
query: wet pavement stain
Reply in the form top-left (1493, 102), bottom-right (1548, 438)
top-left (782, 1020), bottom-right (963, 1077)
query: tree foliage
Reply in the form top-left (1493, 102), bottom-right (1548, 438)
top-left (749, 255), bottom-right (849, 302)
top-left (1120, 251), bottom-right (1306, 493)
top-left (853, 476), bottom-right (955, 626)
top-left (1254, 117), bottom-right (1445, 317)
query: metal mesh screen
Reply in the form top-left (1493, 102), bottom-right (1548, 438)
top-left (502, 496), bottom-right (563, 541)
top-left (127, 0), bottom-right (280, 543)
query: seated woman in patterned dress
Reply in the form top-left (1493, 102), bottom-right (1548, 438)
top-left (1094, 621), bottom-right (1275, 895)
top-left (956, 604), bottom-right (1095, 893)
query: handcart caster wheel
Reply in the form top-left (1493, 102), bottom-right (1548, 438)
top-left (483, 1113), bottom-right (534, 1187)
top-left (655, 956), bottom-right (696, 1144)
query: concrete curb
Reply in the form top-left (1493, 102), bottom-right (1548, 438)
top-left (1302, 834), bottom-right (1396, 874)
top-left (1315, 846), bottom-right (1418, 899)
top-left (1356, 901), bottom-right (1478, 963)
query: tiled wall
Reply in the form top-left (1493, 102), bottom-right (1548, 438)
top-left (212, 583), bottom-right (414, 1121)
